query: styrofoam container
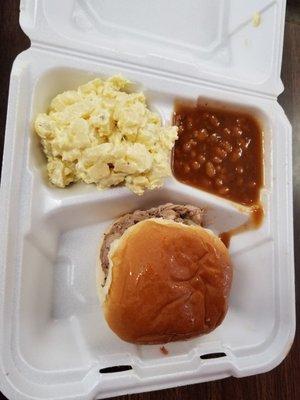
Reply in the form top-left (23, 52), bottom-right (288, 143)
top-left (0, 0), bottom-right (295, 399)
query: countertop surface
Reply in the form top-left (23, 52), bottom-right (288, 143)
top-left (0, 1), bottom-right (299, 399)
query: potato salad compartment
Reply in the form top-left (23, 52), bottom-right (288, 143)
top-left (35, 75), bottom-right (177, 194)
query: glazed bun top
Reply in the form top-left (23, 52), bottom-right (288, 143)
top-left (102, 218), bottom-right (232, 344)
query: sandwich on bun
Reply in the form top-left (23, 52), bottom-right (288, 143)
top-left (98, 204), bottom-right (232, 344)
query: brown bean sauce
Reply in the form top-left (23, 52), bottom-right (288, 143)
top-left (172, 102), bottom-right (263, 206)
top-left (219, 204), bottom-right (264, 248)
top-left (160, 346), bottom-right (169, 355)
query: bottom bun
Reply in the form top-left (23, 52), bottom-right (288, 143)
top-left (103, 218), bottom-right (232, 344)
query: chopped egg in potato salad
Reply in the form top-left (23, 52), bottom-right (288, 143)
top-left (35, 75), bottom-right (178, 194)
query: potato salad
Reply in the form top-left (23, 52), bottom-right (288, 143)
top-left (35, 75), bottom-right (178, 194)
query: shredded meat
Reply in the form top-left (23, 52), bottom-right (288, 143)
top-left (100, 203), bottom-right (204, 280)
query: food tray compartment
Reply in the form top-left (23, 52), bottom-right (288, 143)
top-left (0, 48), bottom-right (294, 400)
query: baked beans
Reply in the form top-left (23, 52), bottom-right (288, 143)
top-left (172, 102), bottom-right (263, 206)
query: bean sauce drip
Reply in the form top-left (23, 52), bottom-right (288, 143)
top-left (219, 204), bottom-right (264, 248)
top-left (172, 103), bottom-right (263, 206)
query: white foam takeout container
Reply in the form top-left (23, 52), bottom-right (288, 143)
top-left (0, 0), bottom-right (295, 399)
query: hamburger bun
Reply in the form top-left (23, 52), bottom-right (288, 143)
top-left (99, 217), bottom-right (232, 345)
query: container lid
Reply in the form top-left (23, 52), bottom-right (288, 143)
top-left (20, 0), bottom-right (287, 97)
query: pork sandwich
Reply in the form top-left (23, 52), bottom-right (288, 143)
top-left (98, 204), bottom-right (232, 344)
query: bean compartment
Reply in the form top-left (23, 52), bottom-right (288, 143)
top-left (172, 102), bottom-right (263, 206)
